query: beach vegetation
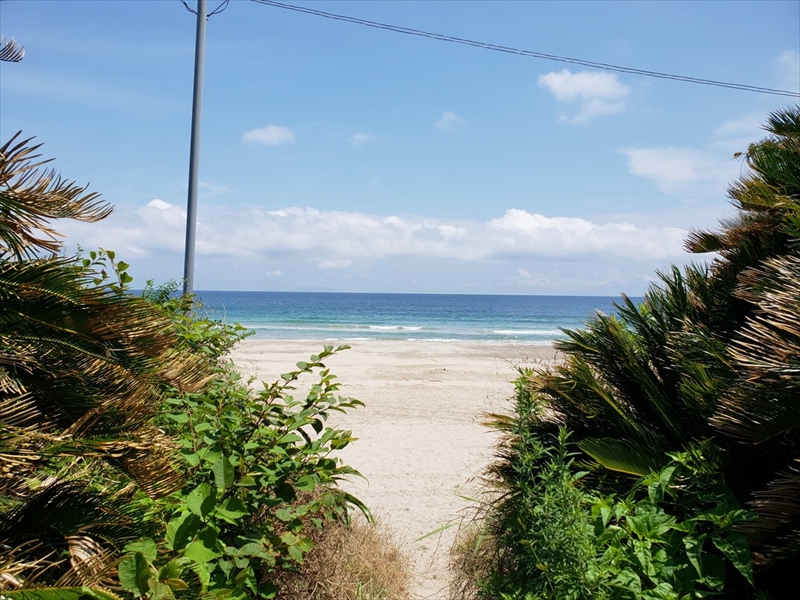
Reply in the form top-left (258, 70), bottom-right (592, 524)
top-left (0, 133), bottom-right (209, 595)
top-left (125, 283), bottom-right (372, 598)
top-left (454, 105), bottom-right (800, 598)
top-left (0, 134), bottom-right (411, 599)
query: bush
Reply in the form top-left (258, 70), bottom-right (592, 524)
top-left (118, 283), bottom-right (374, 599)
top-left (456, 106), bottom-right (800, 598)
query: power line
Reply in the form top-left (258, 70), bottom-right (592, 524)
top-left (251, 0), bottom-right (800, 99)
top-left (181, 0), bottom-right (230, 18)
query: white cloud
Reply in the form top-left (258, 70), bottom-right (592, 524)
top-left (486, 209), bottom-right (684, 260)
top-left (147, 198), bottom-right (172, 210)
top-left (57, 202), bottom-right (701, 295)
top-left (243, 125), bottom-right (295, 146)
top-left (61, 203), bottom-right (687, 267)
top-left (538, 69), bottom-right (630, 122)
top-left (350, 133), bottom-right (373, 146)
top-left (775, 50), bottom-right (800, 93)
top-left (622, 147), bottom-right (739, 194)
top-left (435, 111), bottom-right (464, 132)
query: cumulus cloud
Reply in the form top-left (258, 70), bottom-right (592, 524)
top-left (621, 147), bottom-right (739, 194)
top-left (350, 133), bottom-right (373, 146)
top-left (435, 111), bottom-right (464, 132)
top-left (147, 198), bottom-right (173, 211)
top-left (62, 201), bottom-right (687, 269)
top-left (243, 125), bottom-right (295, 146)
top-left (487, 209), bottom-right (684, 260)
top-left (538, 69), bottom-right (630, 122)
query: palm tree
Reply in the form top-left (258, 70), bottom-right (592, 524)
top-left (0, 133), bottom-right (209, 592)
top-left (485, 105), bottom-right (800, 594)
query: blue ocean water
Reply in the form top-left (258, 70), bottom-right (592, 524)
top-left (194, 291), bottom-right (631, 345)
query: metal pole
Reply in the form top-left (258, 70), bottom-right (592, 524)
top-left (183, 0), bottom-right (207, 296)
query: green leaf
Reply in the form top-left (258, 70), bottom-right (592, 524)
top-left (295, 475), bottom-right (316, 492)
top-left (683, 533), bottom-right (707, 577)
top-left (124, 538), bottom-right (158, 562)
top-left (287, 543), bottom-right (304, 563)
top-left (215, 496), bottom-right (249, 522)
top-left (157, 559), bottom-right (185, 583)
top-left (184, 538), bottom-right (221, 563)
top-left (166, 511), bottom-right (201, 551)
top-left (713, 533), bottom-right (754, 586)
top-left (213, 454), bottom-right (235, 489)
top-left (275, 507), bottom-right (293, 522)
top-left (118, 552), bottom-right (154, 597)
top-left (579, 437), bottom-right (667, 476)
top-left (186, 482), bottom-right (216, 518)
top-left (181, 450), bottom-right (201, 466)
top-left (166, 579), bottom-right (189, 592)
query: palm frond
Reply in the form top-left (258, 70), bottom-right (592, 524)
top-left (711, 253), bottom-right (800, 442)
top-left (0, 133), bottom-right (113, 260)
top-left (737, 462), bottom-right (800, 567)
top-left (0, 481), bottom-right (143, 591)
top-left (0, 36), bottom-right (25, 63)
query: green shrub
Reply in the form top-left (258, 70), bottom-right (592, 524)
top-left (118, 284), bottom-right (370, 599)
top-left (457, 106), bottom-right (800, 598)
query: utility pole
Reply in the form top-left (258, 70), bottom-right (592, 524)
top-left (183, 0), bottom-right (207, 296)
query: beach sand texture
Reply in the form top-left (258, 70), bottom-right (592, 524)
top-left (229, 339), bottom-right (558, 599)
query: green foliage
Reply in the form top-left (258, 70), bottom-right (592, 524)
top-left (0, 136), bottom-right (209, 592)
top-left (118, 284), bottom-right (369, 599)
top-left (0, 136), bottom-right (371, 598)
top-left (473, 428), bottom-right (757, 600)
top-left (465, 106), bottom-right (800, 598)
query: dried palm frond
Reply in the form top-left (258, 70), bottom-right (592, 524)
top-left (0, 133), bottom-right (112, 260)
top-left (0, 36), bottom-right (24, 63)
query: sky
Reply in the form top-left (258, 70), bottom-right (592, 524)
top-left (1, 0), bottom-right (798, 295)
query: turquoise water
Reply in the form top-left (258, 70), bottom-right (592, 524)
top-left (194, 291), bottom-right (630, 344)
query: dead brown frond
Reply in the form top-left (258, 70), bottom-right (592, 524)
top-left (0, 132), bottom-right (113, 260)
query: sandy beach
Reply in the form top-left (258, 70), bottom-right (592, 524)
top-left (229, 339), bottom-right (557, 599)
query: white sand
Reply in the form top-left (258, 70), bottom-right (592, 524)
top-left (229, 339), bottom-right (558, 599)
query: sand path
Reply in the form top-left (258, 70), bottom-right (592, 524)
top-left (229, 339), bottom-right (557, 599)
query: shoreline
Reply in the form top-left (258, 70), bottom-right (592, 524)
top-left (228, 339), bottom-right (558, 599)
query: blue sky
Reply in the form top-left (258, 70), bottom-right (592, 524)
top-left (1, 0), bottom-right (798, 295)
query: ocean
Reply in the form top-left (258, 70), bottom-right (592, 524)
top-left (193, 291), bottom-right (632, 345)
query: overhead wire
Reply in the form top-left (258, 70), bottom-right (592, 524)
top-left (250, 0), bottom-right (800, 98)
top-left (181, 0), bottom-right (230, 18)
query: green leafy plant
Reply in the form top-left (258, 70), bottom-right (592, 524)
top-left (456, 428), bottom-right (757, 600)
top-left (114, 285), bottom-right (371, 599)
top-left (457, 106), bottom-right (800, 598)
